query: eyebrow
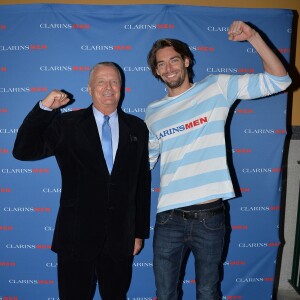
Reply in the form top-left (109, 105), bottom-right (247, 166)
top-left (156, 55), bottom-right (181, 64)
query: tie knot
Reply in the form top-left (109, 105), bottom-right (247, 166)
top-left (104, 115), bottom-right (110, 123)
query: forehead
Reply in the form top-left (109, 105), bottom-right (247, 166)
top-left (156, 46), bottom-right (181, 61)
top-left (92, 65), bottom-right (120, 79)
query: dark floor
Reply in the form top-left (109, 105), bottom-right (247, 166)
top-left (277, 289), bottom-right (300, 300)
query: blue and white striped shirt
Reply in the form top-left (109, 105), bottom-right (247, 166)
top-left (145, 72), bottom-right (291, 213)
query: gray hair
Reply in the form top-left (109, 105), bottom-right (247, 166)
top-left (88, 62), bottom-right (122, 84)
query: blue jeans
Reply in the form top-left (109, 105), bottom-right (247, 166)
top-left (153, 205), bottom-right (225, 300)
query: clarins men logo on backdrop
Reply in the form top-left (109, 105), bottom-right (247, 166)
top-left (6, 244), bottom-right (51, 250)
top-left (206, 67), bottom-right (255, 74)
top-left (242, 168), bottom-right (281, 174)
top-left (81, 45), bottom-right (132, 51)
top-left (0, 87), bottom-right (48, 93)
top-left (124, 24), bottom-right (174, 30)
top-left (240, 206), bottom-right (280, 212)
top-left (40, 65), bottom-right (90, 72)
top-left (238, 242), bottom-right (280, 248)
top-left (40, 23), bottom-right (90, 29)
top-left (244, 128), bottom-right (286, 134)
top-left (8, 279), bottom-right (54, 284)
top-left (3, 207), bottom-right (51, 213)
top-left (1, 168), bottom-right (50, 174)
top-left (0, 45), bottom-right (47, 51)
top-left (235, 277), bottom-right (273, 283)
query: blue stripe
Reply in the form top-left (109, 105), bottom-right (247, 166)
top-left (161, 169), bottom-right (230, 195)
top-left (162, 145), bottom-right (225, 174)
top-left (247, 74), bottom-right (262, 98)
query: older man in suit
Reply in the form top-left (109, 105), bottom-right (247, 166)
top-left (13, 62), bottom-right (151, 300)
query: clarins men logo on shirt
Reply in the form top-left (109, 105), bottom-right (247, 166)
top-left (158, 116), bottom-right (208, 140)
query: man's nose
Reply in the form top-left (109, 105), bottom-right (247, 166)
top-left (166, 61), bottom-right (173, 72)
top-left (106, 81), bottom-right (113, 89)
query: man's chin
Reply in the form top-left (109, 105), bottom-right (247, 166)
top-left (165, 81), bottom-right (181, 89)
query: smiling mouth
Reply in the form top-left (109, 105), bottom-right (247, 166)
top-left (165, 72), bottom-right (178, 79)
top-left (103, 92), bottom-right (114, 97)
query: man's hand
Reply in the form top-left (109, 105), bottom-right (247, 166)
top-left (228, 20), bottom-right (288, 76)
top-left (228, 20), bottom-right (255, 42)
top-left (133, 238), bottom-right (144, 256)
top-left (41, 89), bottom-right (70, 109)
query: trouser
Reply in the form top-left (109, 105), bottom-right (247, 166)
top-left (57, 244), bottom-right (133, 300)
top-left (153, 201), bottom-right (225, 300)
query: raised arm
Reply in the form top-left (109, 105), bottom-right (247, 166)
top-left (228, 20), bottom-right (288, 76)
top-left (41, 89), bottom-right (70, 109)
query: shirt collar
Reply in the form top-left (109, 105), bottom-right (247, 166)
top-left (92, 106), bottom-right (118, 122)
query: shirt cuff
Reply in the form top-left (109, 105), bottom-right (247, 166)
top-left (39, 100), bottom-right (53, 111)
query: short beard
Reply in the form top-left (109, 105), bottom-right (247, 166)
top-left (164, 76), bottom-right (185, 89)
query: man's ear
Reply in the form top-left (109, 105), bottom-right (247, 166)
top-left (87, 84), bottom-right (92, 96)
top-left (184, 57), bottom-right (190, 68)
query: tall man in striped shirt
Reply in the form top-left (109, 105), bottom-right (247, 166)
top-left (145, 20), bottom-right (292, 300)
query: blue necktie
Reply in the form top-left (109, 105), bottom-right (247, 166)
top-left (102, 115), bottom-right (113, 173)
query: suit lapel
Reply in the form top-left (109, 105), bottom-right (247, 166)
top-left (113, 111), bottom-right (130, 173)
top-left (80, 105), bottom-right (108, 172)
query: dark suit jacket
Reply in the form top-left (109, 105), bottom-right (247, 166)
top-left (13, 102), bottom-right (151, 261)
